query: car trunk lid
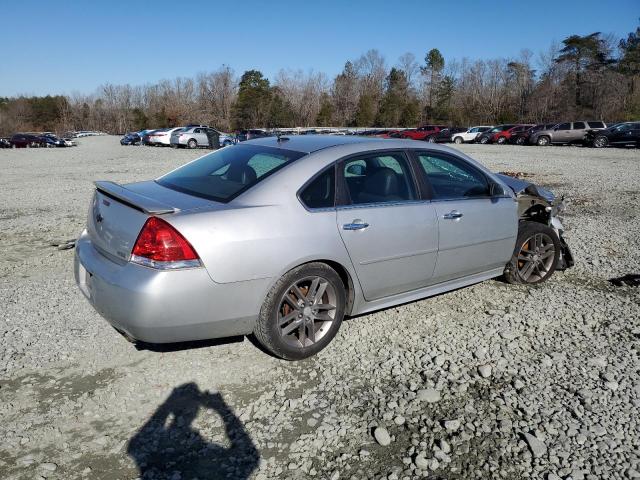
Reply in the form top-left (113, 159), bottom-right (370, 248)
top-left (87, 180), bottom-right (216, 263)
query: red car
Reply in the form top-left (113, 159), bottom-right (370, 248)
top-left (400, 125), bottom-right (447, 141)
top-left (476, 124), bottom-right (533, 144)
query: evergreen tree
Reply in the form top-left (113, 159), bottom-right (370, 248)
top-left (316, 93), bottom-right (334, 126)
top-left (354, 93), bottom-right (376, 126)
top-left (231, 70), bottom-right (272, 129)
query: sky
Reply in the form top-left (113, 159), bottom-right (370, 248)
top-left (1, 0), bottom-right (638, 97)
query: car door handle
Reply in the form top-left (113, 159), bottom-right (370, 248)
top-left (343, 219), bottom-right (369, 230)
top-left (442, 210), bottom-right (463, 220)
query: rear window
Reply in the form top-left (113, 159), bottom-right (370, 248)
top-left (157, 144), bottom-right (306, 202)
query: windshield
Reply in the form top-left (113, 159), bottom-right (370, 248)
top-left (157, 144), bottom-right (306, 202)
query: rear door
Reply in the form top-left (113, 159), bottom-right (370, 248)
top-left (554, 123), bottom-right (572, 143)
top-left (569, 122), bottom-right (587, 143)
top-left (336, 151), bottom-right (438, 300)
top-left (412, 150), bottom-right (517, 283)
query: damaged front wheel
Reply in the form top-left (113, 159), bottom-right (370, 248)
top-left (504, 222), bottom-right (561, 285)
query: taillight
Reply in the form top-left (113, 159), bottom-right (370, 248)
top-left (131, 217), bottom-right (200, 269)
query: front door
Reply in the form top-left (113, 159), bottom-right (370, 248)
top-left (336, 152), bottom-right (438, 300)
top-left (413, 151), bottom-right (518, 283)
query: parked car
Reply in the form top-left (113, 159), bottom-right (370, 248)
top-left (584, 122), bottom-right (640, 148)
top-left (1, 137), bottom-right (12, 148)
top-left (509, 124), bottom-right (558, 145)
top-left (477, 125), bottom-right (534, 144)
top-left (120, 132), bottom-right (141, 146)
top-left (9, 133), bottom-right (44, 148)
top-left (141, 129), bottom-right (167, 146)
top-left (74, 136), bottom-right (573, 360)
top-left (171, 127), bottom-right (235, 148)
top-left (38, 135), bottom-right (66, 147)
top-left (148, 127), bottom-right (186, 146)
top-left (451, 126), bottom-right (493, 144)
top-left (529, 121), bottom-right (607, 146)
top-left (400, 125), bottom-right (447, 141)
top-left (428, 127), bottom-right (468, 143)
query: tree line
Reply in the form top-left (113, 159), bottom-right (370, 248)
top-left (1, 24), bottom-right (639, 136)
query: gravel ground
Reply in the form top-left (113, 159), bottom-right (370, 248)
top-left (0, 136), bottom-right (639, 480)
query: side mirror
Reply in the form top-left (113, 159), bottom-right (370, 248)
top-left (346, 164), bottom-right (366, 176)
top-left (490, 183), bottom-right (507, 197)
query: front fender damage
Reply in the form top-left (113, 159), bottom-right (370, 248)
top-left (497, 173), bottom-right (574, 271)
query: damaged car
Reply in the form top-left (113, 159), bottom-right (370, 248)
top-left (75, 136), bottom-right (573, 360)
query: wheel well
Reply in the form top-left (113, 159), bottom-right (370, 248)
top-left (314, 259), bottom-right (356, 316)
top-left (521, 204), bottom-right (550, 224)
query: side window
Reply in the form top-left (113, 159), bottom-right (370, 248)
top-left (587, 121), bottom-right (605, 128)
top-left (557, 123), bottom-right (571, 130)
top-left (342, 153), bottom-right (416, 205)
top-left (416, 153), bottom-right (490, 200)
top-left (469, 127), bottom-right (478, 133)
top-left (573, 122), bottom-right (586, 129)
top-left (300, 166), bottom-right (335, 209)
top-left (194, 128), bottom-right (202, 134)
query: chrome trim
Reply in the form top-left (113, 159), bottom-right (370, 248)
top-left (343, 221), bottom-right (369, 231)
top-left (130, 255), bottom-right (203, 270)
top-left (336, 199), bottom-right (431, 211)
top-left (443, 211), bottom-right (463, 219)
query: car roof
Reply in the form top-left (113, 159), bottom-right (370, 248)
top-left (244, 134), bottom-right (372, 153)
top-left (242, 134), bottom-right (465, 154)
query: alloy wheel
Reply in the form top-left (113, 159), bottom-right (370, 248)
top-left (277, 276), bottom-right (337, 348)
top-left (594, 136), bottom-right (608, 148)
top-left (516, 233), bottom-right (556, 282)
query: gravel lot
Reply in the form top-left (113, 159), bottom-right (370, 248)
top-left (1, 136), bottom-right (639, 480)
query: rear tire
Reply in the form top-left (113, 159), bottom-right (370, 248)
top-left (253, 262), bottom-right (346, 360)
top-left (479, 136), bottom-right (489, 144)
top-left (516, 137), bottom-right (525, 145)
top-left (187, 139), bottom-right (197, 149)
top-left (453, 136), bottom-right (463, 144)
top-left (426, 135), bottom-right (436, 143)
top-left (497, 136), bottom-right (506, 144)
top-left (504, 222), bottom-right (561, 285)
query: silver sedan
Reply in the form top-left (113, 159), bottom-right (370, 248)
top-left (74, 136), bottom-right (573, 359)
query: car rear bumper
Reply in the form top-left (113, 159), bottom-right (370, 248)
top-left (74, 230), bottom-right (268, 343)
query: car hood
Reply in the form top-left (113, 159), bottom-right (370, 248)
top-left (496, 173), bottom-right (555, 203)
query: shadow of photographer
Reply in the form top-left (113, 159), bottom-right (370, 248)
top-left (127, 382), bottom-right (259, 479)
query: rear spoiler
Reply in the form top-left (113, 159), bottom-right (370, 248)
top-left (94, 181), bottom-right (176, 215)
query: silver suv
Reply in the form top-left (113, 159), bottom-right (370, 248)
top-left (170, 127), bottom-right (235, 149)
top-left (530, 121), bottom-right (607, 146)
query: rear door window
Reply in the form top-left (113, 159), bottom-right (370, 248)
top-left (157, 144), bottom-right (305, 202)
top-left (573, 122), bottom-right (586, 129)
top-left (341, 153), bottom-right (416, 205)
top-left (299, 166), bottom-right (335, 209)
top-left (587, 121), bottom-right (605, 128)
top-left (557, 123), bottom-right (571, 130)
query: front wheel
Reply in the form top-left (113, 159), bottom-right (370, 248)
top-left (187, 139), bottom-right (198, 149)
top-left (536, 136), bottom-right (550, 146)
top-left (496, 136), bottom-right (506, 144)
top-left (253, 262), bottom-right (346, 360)
top-left (504, 222), bottom-right (561, 285)
top-left (479, 136), bottom-right (489, 144)
top-left (593, 136), bottom-right (608, 148)
top-left (426, 136), bottom-right (436, 143)
top-left (453, 136), bottom-right (463, 144)
top-left (516, 137), bottom-right (525, 145)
